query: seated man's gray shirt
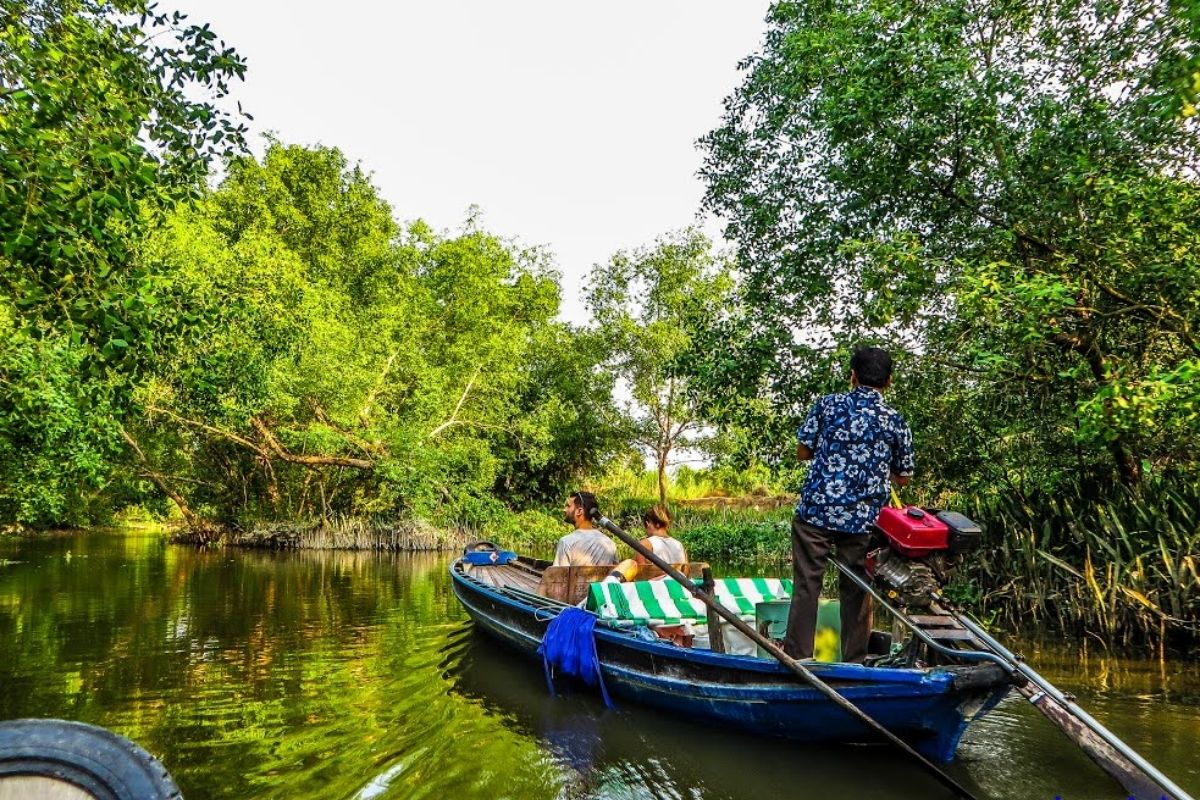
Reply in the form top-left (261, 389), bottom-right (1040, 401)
top-left (552, 529), bottom-right (617, 567)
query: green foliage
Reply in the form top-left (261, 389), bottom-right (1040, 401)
top-left (475, 508), bottom-right (564, 556)
top-left (699, 0), bottom-right (1200, 491)
top-left (1158, 0), bottom-right (1200, 118)
top-left (489, 326), bottom-right (627, 506)
top-left (677, 518), bottom-right (790, 565)
top-left (0, 0), bottom-right (247, 527)
top-left (0, 0), bottom-right (247, 370)
top-left (586, 229), bottom-right (734, 502)
top-left (956, 480), bottom-right (1199, 648)
top-left (597, 463), bottom-right (787, 504)
top-left (130, 142), bottom-right (621, 530)
top-left (0, 305), bottom-right (119, 525)
top-left (586, 466), bottom-right (794, 565)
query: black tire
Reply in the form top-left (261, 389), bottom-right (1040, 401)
top-left (0, 719), bottom-right (181, 800)
top-left (463, 540), bottom-right (499, 555)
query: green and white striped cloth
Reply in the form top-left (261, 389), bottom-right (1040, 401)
top-left (586, 577), bottom-right (794, 625)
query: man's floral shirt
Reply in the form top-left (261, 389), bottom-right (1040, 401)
top-left (795, 386), bottom-right (915, 535)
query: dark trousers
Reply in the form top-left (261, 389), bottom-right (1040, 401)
top-left (783, 516), bottom-right (873, 663)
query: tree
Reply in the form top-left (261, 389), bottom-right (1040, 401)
top-left (1157, 0), bottom-right (1200, 118)
top-left (0, 310), bottom-right (120, 526)
top-left (136, 143), bottom-right (597, 528)
top-left (587, 230), bottom-right (734, 503)
top-left (1, 0), bottom-right (247, 367)
top-left (489, 325), bottom-right (626, 506)
top-left (700, 0), bottom-right (1200, 491)
top-left (0, 0), bottom-right (247, 526)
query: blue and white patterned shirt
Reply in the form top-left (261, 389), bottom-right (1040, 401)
top-left (795, 386), bottom-right (915, 535)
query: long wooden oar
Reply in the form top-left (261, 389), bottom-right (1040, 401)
top-left (831, 559), bottom-right (1193, 800)
top-left (950, 603), bottom-right (1195, 800)
top-left (591, 512), bottom-right (982, 800)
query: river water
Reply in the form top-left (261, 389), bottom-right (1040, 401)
top-left (0, 529), bottom-right (1196, 800)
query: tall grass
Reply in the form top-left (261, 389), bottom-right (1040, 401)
top-left (173, 514), bottom-right (472, 552)
top-left (597, 463), bottom-right (788, 503)
top-left (951, 480), bottom-right (1199, 652)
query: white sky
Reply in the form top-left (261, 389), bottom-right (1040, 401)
top-left (193, 1), bottom-right (772, 320)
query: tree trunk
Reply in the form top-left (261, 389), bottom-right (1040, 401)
top-left (251, 417), bottom-right (374, 469)
top-left (119, 426), bottom-right (199, 527)
top-left (1109, 440), bottom-right (1142, 486)
top-left (1052, 332), bottom-right (1141, 486)
top-left (657, 449), bottom-right (669, 505)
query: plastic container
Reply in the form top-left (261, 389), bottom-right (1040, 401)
top-left (463, 550), bottom-right (517, 566)
top-left (753, 599), bottom-right (841, 662)
top-left (755, 599), bottom-right (791, 641)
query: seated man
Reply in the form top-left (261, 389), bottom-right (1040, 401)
top-left (552, 490), bottom-right (617, 567)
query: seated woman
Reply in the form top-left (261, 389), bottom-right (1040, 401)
top-left (605, 504), bottom-right (687, 582)
top-left (636, 504), bottom-right (686, 564)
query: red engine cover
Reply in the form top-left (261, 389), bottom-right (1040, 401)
top-left (876, 506), bottom-right (950, 557)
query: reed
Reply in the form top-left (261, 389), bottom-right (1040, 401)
top-left (596, 464), bottom-right (788, 504)
top-left (177, 514), bottom-right (472, 552)
top-left (950, 480), bottom-right (1199, 652)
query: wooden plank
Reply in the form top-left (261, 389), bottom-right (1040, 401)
top-left (497, 566), bottom-right (539, 592)
top-left (478, 565), bottom-right (531, 591)
top-left (535, 562), bottom-right (712, 603)
top-left (515, 571), bottom-right (540, 589)
top-left (924, 629), bottom-right (977, 641)
top-left (909, 615), bottom-right (959, 626)
top-left (509, 560), bottom-right (544, 578)
top-left (1020, 683), bottom-right (1173, 800)
top-left (537, 566), bottom-right (606, 602)
top-left (566, 566), bottom-right (616, 603)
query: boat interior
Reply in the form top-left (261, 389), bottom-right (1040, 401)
top-left (459, 555), bottom-right (707, 603)
top-left (457, 551), bottom-right (881, 661)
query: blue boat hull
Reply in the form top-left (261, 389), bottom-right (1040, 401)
top-left (450, 559), bottom-right (1011, 762)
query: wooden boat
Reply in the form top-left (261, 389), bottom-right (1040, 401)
top-left (450, 552), bottom-right (1013, 762)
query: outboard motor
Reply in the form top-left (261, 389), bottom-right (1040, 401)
top-left (869, 506), bottom-right (983, 608)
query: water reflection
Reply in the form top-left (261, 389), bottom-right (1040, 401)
top-left (445, 598), bottom-right (1200, 799)
top-left (0, 529), bottom-right (1196, 800)
top-left (448, 629), bottom-right (987, 800)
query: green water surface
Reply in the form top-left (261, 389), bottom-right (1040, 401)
top-left (0, 529), bottom-right (1196, 799)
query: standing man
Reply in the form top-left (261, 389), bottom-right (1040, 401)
top-left (552, 490), bottom-right (617, 567)
top-left (783, 347), bottom-right (915, 663)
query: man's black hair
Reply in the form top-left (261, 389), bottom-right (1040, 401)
top-left (850, 346), bottom-right (893, 389)
top-left (572, 490), bottom-right (600, 521)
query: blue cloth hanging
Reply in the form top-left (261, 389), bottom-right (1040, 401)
top-left (537, 607), bottom-right (614, 708)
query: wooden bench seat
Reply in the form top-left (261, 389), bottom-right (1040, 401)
top-left (536, 562), bottom-right (709, 604)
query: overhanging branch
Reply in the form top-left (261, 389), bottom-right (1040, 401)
top-left (251, 417), bottom-right (374, 469)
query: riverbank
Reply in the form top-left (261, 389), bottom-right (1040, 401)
top-left (163, 500), bottom-right (796, 559)
top-left (168, 516), bottom-right (473, 552)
